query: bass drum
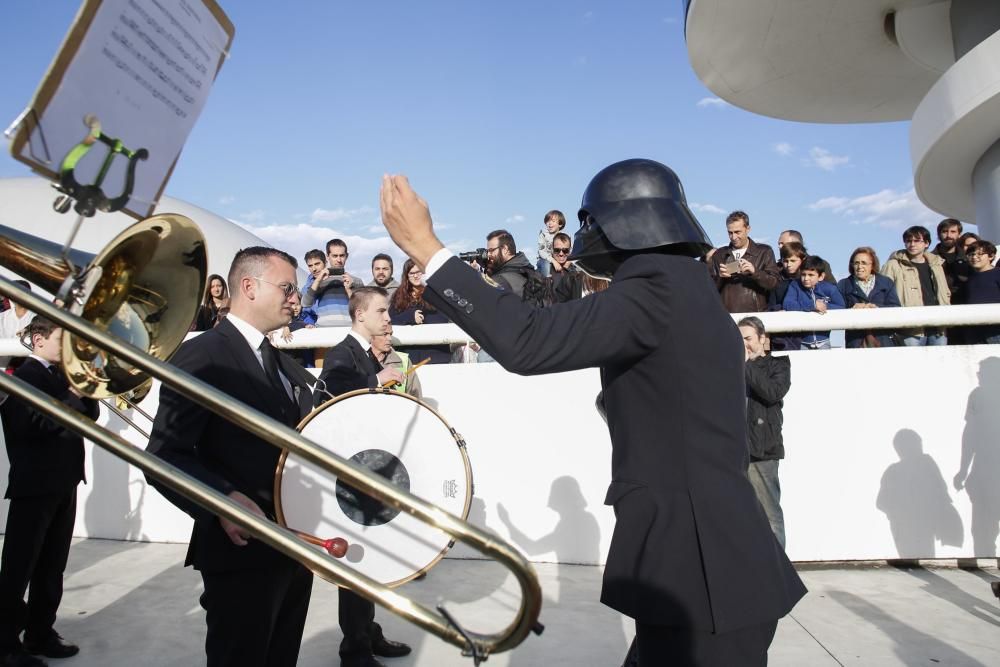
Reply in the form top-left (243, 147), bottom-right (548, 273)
top-left (275, 389), bottom-right (473, 587)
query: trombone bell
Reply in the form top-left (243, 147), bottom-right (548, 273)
top-left (0, 215), bottom-right (207, 397)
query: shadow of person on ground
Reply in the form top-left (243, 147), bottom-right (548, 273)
top-left (892, 564), bottom-right (1000, 627)
top-left (876, 429), bottom-right (962, 558)
top-left (955, 357), bottom-right (1000, 559)
top-left (829, 589), bottom-right (987, 666)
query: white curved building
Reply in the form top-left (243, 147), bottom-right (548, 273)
top-left (685, 0), bottom-right (1000, 240)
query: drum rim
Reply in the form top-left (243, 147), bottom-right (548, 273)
top-left (273, 387), bottom-right (474, 588)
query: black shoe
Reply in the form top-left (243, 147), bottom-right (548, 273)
top-left (0, 649), bottom-right (47, 667)
top-left (372, 635), bottom-right (411, 658)
top-left (22, 633), bottom-right (77, 660)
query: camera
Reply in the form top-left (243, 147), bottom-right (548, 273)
top-left (458, 248), bottom-right (488, 265)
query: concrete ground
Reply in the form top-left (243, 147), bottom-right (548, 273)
top-left (9, 538), bottom-right (1000, 666)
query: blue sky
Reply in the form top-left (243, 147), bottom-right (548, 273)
top-left (1, 1), bottom-right (946, 282)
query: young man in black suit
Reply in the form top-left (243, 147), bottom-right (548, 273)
top-left (379, 160), bottom-right (807, 666)
top-left (147, 247), bottom-right (319, 667)
top-left (317, 287), bottom-right (410, 667)
top-left (0, 317), bottom-right (98, 667)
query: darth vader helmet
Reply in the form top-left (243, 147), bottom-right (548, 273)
top-left (569, 159), bottom-right (712, 278)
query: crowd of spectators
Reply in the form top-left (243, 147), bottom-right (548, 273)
top-left (5, 211), bottom-right (1000, 372)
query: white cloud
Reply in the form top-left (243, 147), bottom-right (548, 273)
top-left (218, 195), bottom-right (236, 205)
top-left (690, 202), bottom-right (726, 216)
top-left (505, 214), bottom-right (526, 225)
top-left (772, 142), bottom-right (794, 157)
top-left (237, 209), bottom-right (266, 223)
top-left (696, 97), bottom-right (729, 109)
top-left (805, 146), bottom-right (850, 172)
top-left (808, 188), bottom-right (938, 229)
top-left (309, 206), bottom-right (374, 223)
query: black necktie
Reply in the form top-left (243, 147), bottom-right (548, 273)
top-left (259, 339), bottom-right (292, 403)
top-left (367, 348), bottom-right (383, 374)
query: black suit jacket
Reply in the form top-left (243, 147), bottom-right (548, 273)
top-left (317, 335), bottom-right (378, 402)
top-left (425, 254), bottom-right (806, 632)
top-left (1, 358), bottom-right (98, 498)
top-left (146, 318), bottom-right (314, 573)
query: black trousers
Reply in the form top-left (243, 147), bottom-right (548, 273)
top-left (338, 588), bottom-right (380, 659)
top-left (0, 489), bottom-right (77, 654)
top-left (200, 560), bottom-right (313, 667)
top-left (632, 619), bottom-right (778, 666)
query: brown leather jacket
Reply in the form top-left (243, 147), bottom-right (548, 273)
top-left (708, 239), bottom-right (781, 312)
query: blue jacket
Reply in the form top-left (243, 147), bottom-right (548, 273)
top-left (782, 279), bottom-right (844, 342)
top-left (837, 275), bottom-right (900, 347)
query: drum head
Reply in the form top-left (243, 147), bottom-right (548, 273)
top-left (276, 389), bottom-right (473, 587)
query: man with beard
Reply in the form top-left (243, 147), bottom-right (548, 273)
top-left (379, 159), bottom-right (805, 665)
top-left (370, 254), bottom-right (399, 299)
top-left (485, 230), bottom-right (535, 298)
top-left (931, 218), bottom-right (970, 305)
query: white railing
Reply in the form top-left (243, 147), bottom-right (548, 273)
top-left (4, 304), bottom-right (1000, 357)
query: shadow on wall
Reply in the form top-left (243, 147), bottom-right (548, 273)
top-left (497, 476), bottom-right (601, 566)
top-left (876, 428), bottom-right (962, 558)
top-left (84, 410), bottom-right (149, 541)
top-left (954, 357), bottom-right (1000, 558)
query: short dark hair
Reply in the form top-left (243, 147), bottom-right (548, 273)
top-left (960, 232), bottom-right (980, 247)
top-left (725, 210), bottom-right (749, 227)
top-left (228, 247), bottom-right (298, 291)
top-left (304, 249), bottom-right (326, 264)
top-left (738, 316), bottom-right (766, 337)
top-left (970, 239), bottom-right (997, 259)
top-left (780, 229), bottom-right (803, 243)
top-left (487, 229), bottom-right (517, 255)
top-left (372, 253), bottom-right (393, 270)
top-left (348, 286), bottom-right (389, 323)
top-left (544, 210), bottom-right (566, 230)
top-left (937, 218), bottom-right (963, 235)
top-left (26, 315), bottom-right (58, 343)
top-left (779, 242), bottom-right (807, 260)
top-left (326, 239), bottom-right (348, 255)
top-left (553, 232), bottom-right (572, 247)
top-left (903, 226), bottom-right (931, 244)
top-left (848, 246), bottom-right (881, 275)
top-left (799, 255), bottom-right (827, 274)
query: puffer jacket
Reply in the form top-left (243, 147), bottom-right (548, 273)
top-left (745, 354), bottom-right (791, 462)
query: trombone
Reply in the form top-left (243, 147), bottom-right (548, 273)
top-left (0, 223), bottom-right (542, 663)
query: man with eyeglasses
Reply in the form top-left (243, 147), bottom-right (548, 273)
top-left (959, 240), bottom-right (1000, 344)
top-left (148, 247), bottom-right (324, 667)
top-left (484, 229), bottom-right (535, 298)
top-left (880, 225), bottom-right (951, 346)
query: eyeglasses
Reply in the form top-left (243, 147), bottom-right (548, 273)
top-left (408, 270), bottom-right (423, 277)
top-left (903, 237), bottom-right (926, 244)
top-left (486, 246), bottom-right (501, 254)
top-left (253, 277), bottom-right (299, 299)
top-left (553, 248), bottom-right (571, 255)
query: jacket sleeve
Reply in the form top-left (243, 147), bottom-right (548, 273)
top-left (145, 340), bottom-right (236, 522)
top-left (881, 277), bottom-right (902, 307)
top-left (424, 256), bottom-right (668, 375)
top-left (752, 245), bottom-right (781, 291)
top-left (822, 283), bottom-right (846, 309)
top-left (745, 356), bottom-right (791, 406)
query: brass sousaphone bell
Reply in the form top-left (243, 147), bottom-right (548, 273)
top-left (0, 215), bottom-right (207, 397)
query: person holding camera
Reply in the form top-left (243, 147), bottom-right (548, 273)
top-left (301, 240), bottom-right (365, 328)
top-left (707, 211), bottom-right (781, 313)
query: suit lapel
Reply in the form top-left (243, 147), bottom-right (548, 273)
top-left (346, 336), bottom-right (373, 376)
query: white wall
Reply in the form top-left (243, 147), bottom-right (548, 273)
top-left (1, 345), bottom-right (997, 565)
